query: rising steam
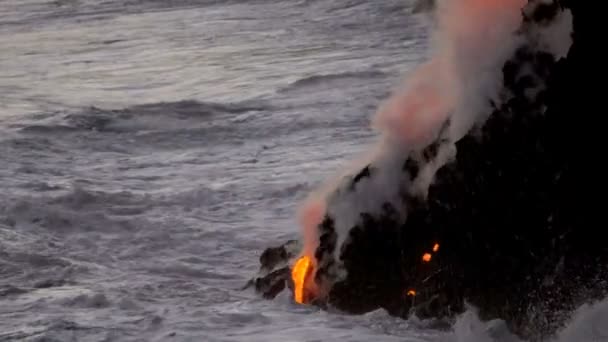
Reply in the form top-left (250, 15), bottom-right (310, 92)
top-left (297, 0), bottom-right (572, 289)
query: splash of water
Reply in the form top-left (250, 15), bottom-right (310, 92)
top-left (442, 298), bottom-right (608, 342)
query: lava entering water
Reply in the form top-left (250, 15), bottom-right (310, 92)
top-left (292, 255), bottom-right (313, 304)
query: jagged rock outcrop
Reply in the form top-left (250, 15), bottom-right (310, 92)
top-left (251, 1), bottom-right (604, 340)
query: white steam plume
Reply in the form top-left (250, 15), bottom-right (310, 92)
top-left (298, 0), bottom-right (572, 287)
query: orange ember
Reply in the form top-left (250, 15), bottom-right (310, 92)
top-left (422, 253), bottom-right (432, 263)
top-left (407, 289), bottom-right (417, 297)
top-left (433, 243), bottom-right (440, 252)
top-left (292, 256), bottom-right (312, 304)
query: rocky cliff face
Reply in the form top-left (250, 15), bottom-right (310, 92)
top-left (252, 1), bottom-right (604, 340)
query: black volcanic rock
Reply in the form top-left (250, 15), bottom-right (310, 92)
top-left (252, 1), bottom-right (604, 340)
top-left (250, 240), bottom-right (299, 299)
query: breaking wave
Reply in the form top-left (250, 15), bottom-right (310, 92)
top-left (443, 300), bottom-right (608, 342)
top-left (15, 100), bottom-right (267, 134)
top-left (279, 70), bottom-right (387, 93)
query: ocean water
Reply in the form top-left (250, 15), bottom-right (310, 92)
top-left (1, 1), bottom-right (606, 341)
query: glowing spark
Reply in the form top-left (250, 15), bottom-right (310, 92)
top-left (433, 243), bottom-right (440, 252)
top-left (407, 289), bottom-right (417, 297)
top-left (292, 256), bottom-right (312, 304)
top-left (422, 253), bottom-right (432, 262)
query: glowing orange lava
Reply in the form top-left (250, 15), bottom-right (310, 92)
top-left (433, 243), bottom-right (440, 253)
top-left (407, 289), bottom-right (417, 297)
top-left (292, 256), bottom-right (312, 304)
top-left (422, 253), bottom-right (432, 263)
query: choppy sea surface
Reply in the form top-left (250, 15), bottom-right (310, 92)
top-left (1, 1), bottom-right (606, 341)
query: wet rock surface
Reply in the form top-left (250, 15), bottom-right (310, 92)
top-left (250, 240), bottom-right (300, 299)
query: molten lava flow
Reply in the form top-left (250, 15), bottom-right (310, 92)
top-left (292, 255), bottom-right (312, 304)
top-left (433, 243), bottom-right (440, 252)
top-left (422, 253), bottom-right (432, 263)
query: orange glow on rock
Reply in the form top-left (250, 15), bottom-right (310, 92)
top-left (433, 243), bottom-right (440, 252)
top-left (292, 256), bottom-right (312, 304)
top-left (422, 253), bottom-right (432, 263)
